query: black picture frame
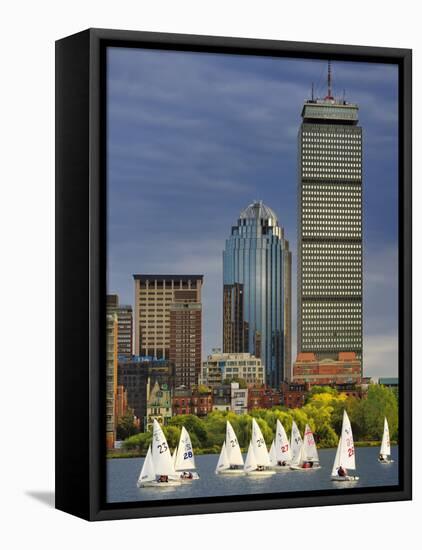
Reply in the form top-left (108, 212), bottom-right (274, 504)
top-left (55, 28), bottom-right (412, 521)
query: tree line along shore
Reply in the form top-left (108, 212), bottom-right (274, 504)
top-left (108, 384), bottom-right (398, 458)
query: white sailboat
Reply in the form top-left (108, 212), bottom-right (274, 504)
top-left (244, 418), bottom-right (275, 476)
top-left (273, 419), bottom-right (292, 468)
top-left (215, 420), bottom-right (244, 475)
top-left (331, 410), bottom-right (359, 481)
top-left (290, 421), bottom-right (303, 468)
top-left (290, 424), bottom-right (321, 470)
top-left (269, 440), bottom-right (277, 467)
top-left (379, 417), bottom-right (394, 463)
top-left (174, 426), bottom-right (200, 480)
top-left (137, 419), bottom-right (181, 488)
top-left (215, 441), bottom-right (230, 474)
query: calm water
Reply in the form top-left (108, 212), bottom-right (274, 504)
top-left (107, 445), bottom-right (399, 503)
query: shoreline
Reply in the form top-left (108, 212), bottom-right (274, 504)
top-left (106, 441), bottom-right (397, 459)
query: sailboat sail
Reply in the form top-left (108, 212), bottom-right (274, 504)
top-left (138, 445), bottom-right (155, 484)
top-left (302, 424), bottom-right (319, 463)
top-left (152, 419), bottom-right (177, 477)
top-left (340, 410), bottom-right (356, 470)
top-left (172, 447), bottom-right (177, 468)
top-left (290, 421), bottom-right (303, 466)
top-left (215, 442), bottom-right (230, 473)
top-left (226, 421), bottom-right (244, 466)
top-left (331, 437), bottom-right (341, 477)
top-left (251, 418), bottom-right (271, 467)
top-left (175, 426), bottom-right (196, 471)
top-left (244, 441), bottom-right (258, 473)
top-left (380, 417), bottom-right (391, 458)
top-left (269, 441), bottom-right (277, 467)
top-left (275, 419), bottom-right (291, 463)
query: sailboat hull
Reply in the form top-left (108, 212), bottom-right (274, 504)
top-left (216, 468), bottom-right (245, 475)
top-left (331, 475), bottom-right (359, 482)
top-left (290, 465), bottom-right (321, 471)
top-left (245, 469), bottom-right (276, 476)
top-left (378, 459), bottom-right (394, 464)
top-left (272, 464), bottom-right (291, 470)
top-left (138, 479), bottom-right (182, 488)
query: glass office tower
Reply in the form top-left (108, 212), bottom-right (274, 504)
top-left (297, 72), bottom-right (363, 366)
top-left (223, 201), bottom-right (291, 386)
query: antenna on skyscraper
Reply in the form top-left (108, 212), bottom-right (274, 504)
top-left (311, 82), bottom-right (314, 101)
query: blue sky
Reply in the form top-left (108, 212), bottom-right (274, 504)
top-left (107, 47), bottom-right (399, 377)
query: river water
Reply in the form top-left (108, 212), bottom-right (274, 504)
top-left (107, 445), bottom-right (399, 503)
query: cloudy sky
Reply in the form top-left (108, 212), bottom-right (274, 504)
top-left (107, 47), bottom-right (398, 378)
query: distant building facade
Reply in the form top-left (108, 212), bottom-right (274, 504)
top-left (248, 385), bottom-right (283, 410)
top-left (107, 294), bottom-right (133, 357)
top-left (106, 313), bottom-right (118, 449)
top-left (281, 382), bottom-right (308, 409)
top-left (200, 351), bottom-right (265, 387)
top-left (133, 275), bottom-right (203, 361)
top-left (297, 67), bottom-right (363, 367)
top-left (117, 356), bottom-right (173, 425)
top-left (292, 351), bottom-right (362, 385)
top-left (378, 377), bottom-right (399, 389)
top-left (172, 386), bottom-right (213, 417)
top-left (115, 385), bottom-right (128, 419)
top-left (170, 299), bottom-right (202, 388)
top-left (145, 381), bottom-right (172, 431)
top-left (231, 382), bottom-right (248, 415)
top-left (223, 201), bottom-right (291, 386)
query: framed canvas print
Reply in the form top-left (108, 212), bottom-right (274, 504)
top-left (55, 28), bottom-right (412, 521)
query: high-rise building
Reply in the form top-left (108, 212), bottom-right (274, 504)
top-left (133, 275), bottom-right (203, 360)
top-left (106, 313), bottom-right (118, 449)
top-left (223, 201), bottom-right (291, 387)
top-left (107, 294), bottom-right (133, 357)
top-left (297, 64), bottom-right (363, 367)
top-left (170, 299), bottom-right (202, 388)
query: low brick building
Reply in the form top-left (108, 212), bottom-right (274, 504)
top-left (248, 385), bottom-right (283, 410)
top-left (172, 386), bottom-right (213, 416)
top-left (281, 382), bottom-right (308, 408)
top-left (292, 352), bottom-right (362, 386)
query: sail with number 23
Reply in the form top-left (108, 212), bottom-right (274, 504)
top-left (137, 419), bottom-right (181, 488)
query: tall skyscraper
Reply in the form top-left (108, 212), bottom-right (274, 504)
top-left (133, 275), bottom-right (203, 362)
top-left (106, 313), bottom-right (118, 449)
top-left (223, 201), bottom-right (292, 387)
top-left (106, 294), bottom-right (133, 357)
top-left (297, 64), bottom-right (363, 366)
top-left (170, 298), bottom-right (202, 388)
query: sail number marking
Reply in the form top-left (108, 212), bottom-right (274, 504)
top-left (157, 442), bottom-right (168, 454)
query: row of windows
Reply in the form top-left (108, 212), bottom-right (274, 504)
top-left (302, 243), bottom-right (361, 250)
top-left (302, 132), bottom-right (361, 139)
top-left (302, 187), bottom-right (361, 195)
top-left (302, 303), bottom-right (362, 310)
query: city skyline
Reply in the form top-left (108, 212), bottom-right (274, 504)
top-left (107, 48), bottom-right (398, 377)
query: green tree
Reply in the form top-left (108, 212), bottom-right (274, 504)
top-left (123, 431), bottom-right (151, 453)
top-left (116, 411), bottom-right (138, 441)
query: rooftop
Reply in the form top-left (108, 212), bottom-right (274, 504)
top-left (239, 200), bottom-right (278, 222)
top-left (133, 274), bottom-right (204, 281)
